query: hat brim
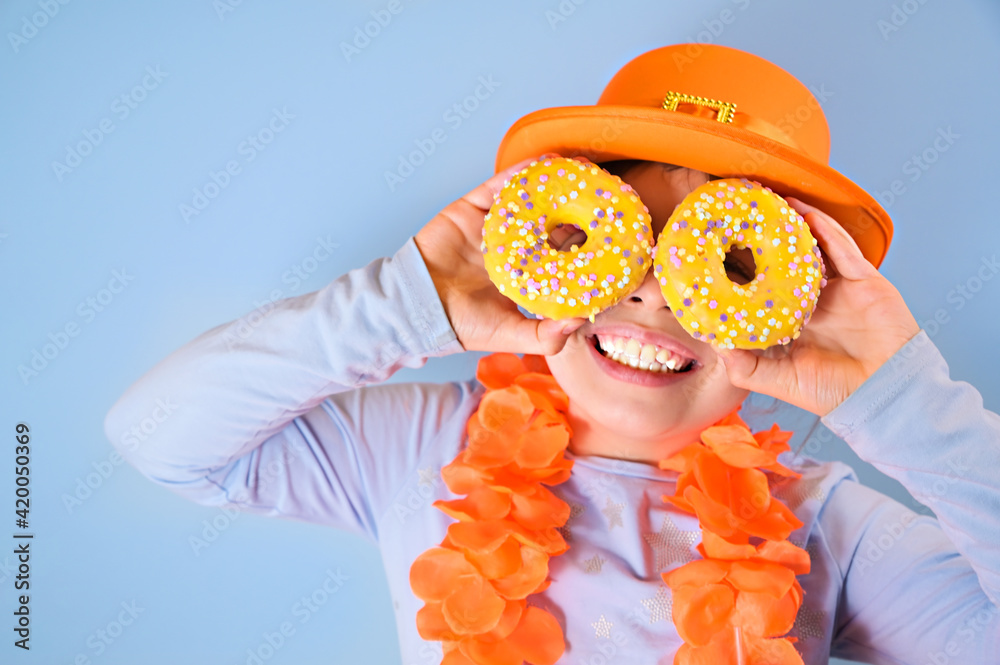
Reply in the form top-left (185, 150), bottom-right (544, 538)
top-left (494, 105), bottom-right (892, 268)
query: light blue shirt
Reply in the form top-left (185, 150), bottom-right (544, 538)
top-left (105, 238), bottom-right (1000, 664)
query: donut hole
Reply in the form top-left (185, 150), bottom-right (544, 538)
top-left (723, 246), bottom-right (756, 285)
top-left (547, 223), bottom-right (588, 252)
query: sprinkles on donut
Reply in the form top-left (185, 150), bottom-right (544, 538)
top-left (654, 177), bottom-right (828, 349)
top-left (481, 157), bottom-right (655, 321)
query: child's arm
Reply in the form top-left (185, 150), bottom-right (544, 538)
top-left (820, 330), bottom-right (1000, 661)
top-left (103, 155), bottom-right (578, 540)
top-left (719, 202), bottom-right (1000, 656)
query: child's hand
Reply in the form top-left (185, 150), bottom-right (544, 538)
top-left (414, 155), bottom-right (587, 355)
top-left (716, 199), bottom-right (921, 417)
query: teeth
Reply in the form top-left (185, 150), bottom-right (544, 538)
top-left (595, 334), bottom-right (694, 374)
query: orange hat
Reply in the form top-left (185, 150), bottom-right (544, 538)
top-left (494, 44), bottom-right (892, 268)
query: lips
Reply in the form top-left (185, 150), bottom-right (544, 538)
top-left (582, 324), bottom-right (701, 386)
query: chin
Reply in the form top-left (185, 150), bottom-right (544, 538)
top-left (546, 332), bottom-right (750, 449)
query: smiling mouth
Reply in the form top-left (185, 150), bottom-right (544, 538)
top-left (590, 334), bottom-right (697, 374)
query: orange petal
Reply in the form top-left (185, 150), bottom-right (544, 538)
top-left (724, 467), bottom-right (772, 521)
top-left (491, 546), bottom-right (550, 599)
top-left (746, 636), bottom-right (804, 665)
top-left (662, 559), bottom-right (731, 589)
top-left (478, 387), bottom-right (534, 433)
top-left (415, 601), bottom-right (461, 642)
top-left (442, 458), bottom-right (488, 495)
top-left (435, 486), bottom-right (512, 522)
top-left (441, 574), bottom-right (506, 635)
top-left (505, 606), bottom-right (565, 665)
top-left (515, 373), bottom-right (569, 413)
top-left (410, 547), bottom-right (479, 602)
top-left (459, 638), bottom-right (520, 665)
top-left (480, 598), bottom-right (526, 642)
top-left (442, 646), bottom-right (479, 665)
top-left (509, 525), bottom-right (567, 555)
top-left (684, 487), bottom-right (740, 539)
top-left (701, 425), bottom-right (778, 468)
top-left (465, 419), bottom-right (516, 468)
top-left (476, 353), bottom-right (528, 390)
top-left (743, 498), bottom-right (804, 541)
top-left (659, 443), bottom-right (704, 473)
top-left (726, 560), bottom-right (796, 598)
top-left (671, 583), bottom-right (736, 646)
top-left (753, 540), bottom-right (811, 576)
top-left (464, 536), bottom-right (523, 579)
top-left (698, 528), bottom-right (757, 560)
top-left (731, 580), bottom-right (803, 638)
top-left (520, 354), bottom-right (551, 375)
top-left (673, 630), bottom-right (741, 665)
top-left (514, 423), bottom-right (570, 469)
top-left (447, 521), bottom-right (515, 555)
top-left (509, 485), bottom-right (570, 530)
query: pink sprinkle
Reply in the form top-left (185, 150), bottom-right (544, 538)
top-left (539, 174), bottom-right (549, 182)
top-left (735, 312), bottom-right (743, 320)
top-left (697, 238), bottom-right (706, 245)
top-left (725, 201), bottom-right (734, 209)
top-left (793, 288), bottom-right (801, 296)
top-left (789, 262), bottom-right (798, 270)
top-left (669, 246), bottom-right (678, 254)
top-left (785, 224), bottom-right (793, 232)
top-left (503, 262), bottom-right (511, 270)
top-left (586, 252), bottom-right (594, 259)
top-left (709, 300), bottom-right (717, 309)
top-left (671, 256), bottom-right (681, 268)
top-left (795, 310), bottom-right (802, 319)
top-left (557, 169), bottom-right (565, 176)
top-left (567, 271), bottom-right (575, 279)
top-left (589, 273), bottom-right (597, 281)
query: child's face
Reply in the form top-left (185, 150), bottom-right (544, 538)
top-left (545, 162), bottom-right (751, 463)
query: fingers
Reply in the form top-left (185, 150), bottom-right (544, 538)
top-left (461, 153), bottom-right (561, 211)
top-left (717, 347), bottom-right (785, 395)
top-left (786, 198), bottom-right (879, 282)
top-left (484, 315), bottom-right (587, 356)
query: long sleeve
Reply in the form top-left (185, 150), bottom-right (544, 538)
top-left (103, 238), bottom-right (472, 541)
top-left (819, 331), bottom-right (1000, 662)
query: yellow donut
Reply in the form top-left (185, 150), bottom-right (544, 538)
top-left (481, 157), bottom-right (654, 320)
top-left (653, 178), bottom-right (826, 350)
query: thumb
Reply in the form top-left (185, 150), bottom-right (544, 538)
top-left (717, 348), bottom-right (780, 392)
top-left (521, 317), bottom-right (587, 356)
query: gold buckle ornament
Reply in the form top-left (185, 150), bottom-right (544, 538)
top-left (662, 91), bottom-right (737, 124)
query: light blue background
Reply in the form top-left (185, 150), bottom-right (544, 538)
top-left (2, 1), bottom-right (998, 663)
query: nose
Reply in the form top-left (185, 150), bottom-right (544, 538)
top-left (620, 265), bottom-right (671, 311)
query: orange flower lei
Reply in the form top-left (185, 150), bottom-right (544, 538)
top-left (409, 353), bottom-right (809, 665)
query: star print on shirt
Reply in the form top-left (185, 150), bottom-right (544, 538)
top-left (417, 467), bottom-right (438, 488)
top-left (644, 514), bottom-right (699, 570)
top-left (557, 501), bottom-right (586, 542)
top-left (601, 496), bottom-right (625, 530)
top-left (592, 614), bottom-right (614, 639)
top-left (790, 606), bottom-right (827, 640)
top-left (769, 474), bottom-right (827, 511)
top-left (582, 554), bottom-right (606, 574)
top-left (640, 584), bottom-right (673, 623)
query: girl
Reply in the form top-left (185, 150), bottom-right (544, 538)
top-left (105, 44), bottom-right (1000, 664)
